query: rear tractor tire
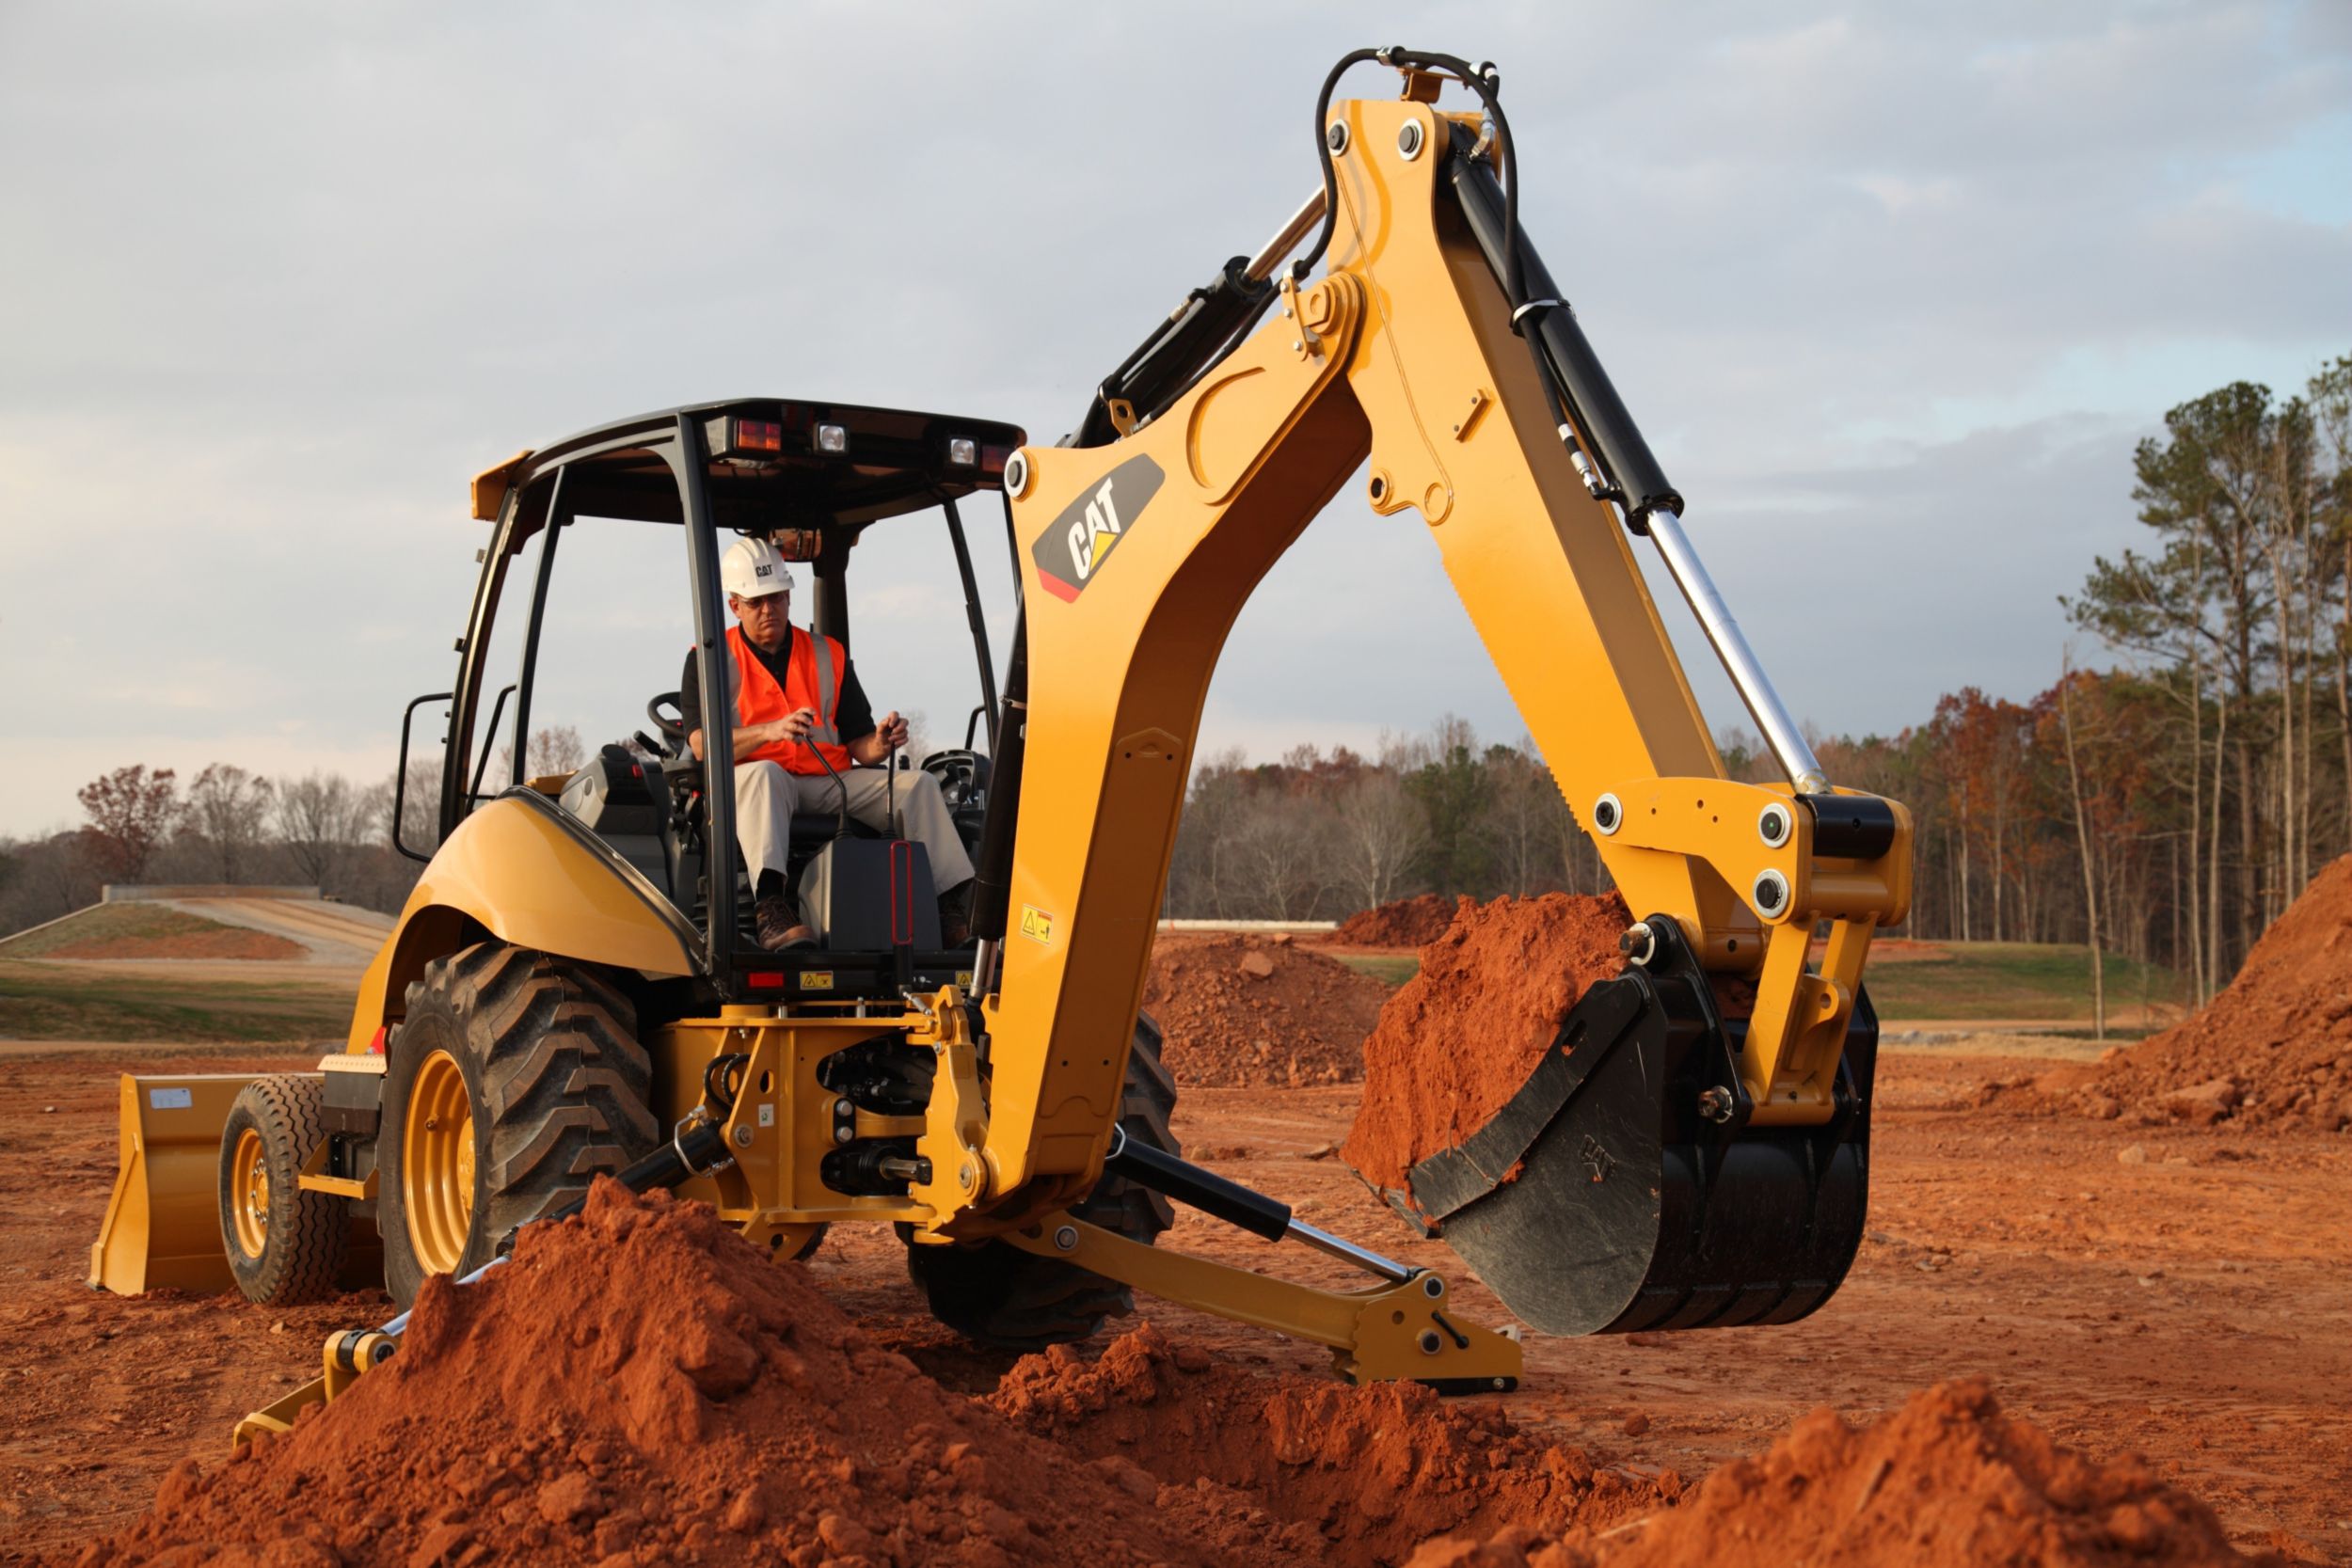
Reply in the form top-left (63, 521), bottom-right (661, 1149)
top-left (217, 1073), bottom-right (347, 1306)
top-left (378, 942), bottom-right (659, 1307)
top-left (905, 1012), bottom-right (1181, 1351)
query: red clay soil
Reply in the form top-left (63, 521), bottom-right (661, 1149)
top-left (1403, 1379), bottom-right (2279, 1567)
top-left (45, 928), bottom-right (306, 960)
top-left (1335, 894), bottom-right (1466, 949)
top-left (1142, 932), bottom-right (1391, 1088)
top-left (82, 1183), bottom-right (1242, 1568)
top-left (988, 1322), bottom-right (1671, 1564)
top-left (2054, 852), bottom-right (2352, 1132)
top-left (1343, 893), bottom-right (1630, 1195)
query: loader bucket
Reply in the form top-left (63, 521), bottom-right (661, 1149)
top-left (88, 1074), bottom-right (261, 1295)
top-left (1394, 918), bottom-right (1877, 1337)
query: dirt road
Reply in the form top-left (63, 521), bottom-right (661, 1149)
top-left (3, 1045), bottom-right (2344, 1564)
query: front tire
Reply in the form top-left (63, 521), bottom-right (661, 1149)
top-left (378, 943), bottom-right (659, 1307)
top-left (906, 1013), bottom-right (1181, 1350)
top-left (217, 1074), bottom-right (346, 1306)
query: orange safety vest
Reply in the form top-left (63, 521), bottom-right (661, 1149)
top-left (725, 625), bottom-right (853, 776)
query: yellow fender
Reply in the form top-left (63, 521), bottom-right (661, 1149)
top-left (342, 794), bottom-right (700, 1055)
top-left (89, 797), bottom-right (697, 1299)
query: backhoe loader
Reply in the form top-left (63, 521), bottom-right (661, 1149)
top-left (90, 47), bottom-right (1911, 1438)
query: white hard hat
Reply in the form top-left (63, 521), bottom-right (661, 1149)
top-left (722, 535), bottom-right (794, 600)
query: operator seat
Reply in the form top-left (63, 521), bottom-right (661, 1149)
top-left (644, 689), bottom-right (884, 940)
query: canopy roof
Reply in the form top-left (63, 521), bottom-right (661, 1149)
top-left (470, 397), bottom-right (1026, 531)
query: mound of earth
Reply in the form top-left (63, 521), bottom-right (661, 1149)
top-left (2063, 852), bottom-right (2352, 1132)
top-left (1343, 893), bottom-right (1630, 1196)
top-left (86, 1185), bottom-right (2280, 1568)
top-left (1403, 1379), bottom-right (2279, 1567)
top-left (1334, 894), bottom-right (1465, 948)
top-left (82, 1183), bottom-right (1231, 1568)
top-left (1, 902), bottom-right (306, 961)
top-left (1141, 932), bottom-right (1389, 1087)
top-left (989, 1322), bottom-right (1669, 1562)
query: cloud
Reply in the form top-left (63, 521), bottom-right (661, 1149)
top-left (1, 1), bottom-right (2344, 832)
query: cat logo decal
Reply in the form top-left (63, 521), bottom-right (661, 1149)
top-left (1030, 454), bottom-right (1166, 602)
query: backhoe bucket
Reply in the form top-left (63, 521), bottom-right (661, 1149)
top-left (88, 1073), bottom-right (261, 1295)
top-left (1393, 919), bottom-right (1877, 1337)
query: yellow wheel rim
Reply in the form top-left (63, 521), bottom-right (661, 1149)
top-left (404, 1048), bottom-right (477, 1275)
top-left (230, 1125), bottom-right (270, 1259)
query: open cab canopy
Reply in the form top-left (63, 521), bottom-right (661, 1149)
top-left (469, 397), bottom-right (1027, 529)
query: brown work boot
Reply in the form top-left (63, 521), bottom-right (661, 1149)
top-left (755, 895), bottom-right (815, 951)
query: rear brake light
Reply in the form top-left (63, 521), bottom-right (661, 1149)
top-left (746, 971), bottom-right (785, 990)
top-left (979, 445), bottom-right (1011, 477)
top-left (730, 418), bottom-right (783, 453)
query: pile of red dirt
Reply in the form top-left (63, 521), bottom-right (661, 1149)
top-left (2061, 852), bottom-right (2352, 1132)
top-left (1343, 893), bottom-right (1630, 1196)
top-left (48, 927), bottom-right (305, 960)
top-left (1400, 1379), bottom-right (2279, 1567)
top-left (988, 1322), bottom-right (1669, 1563)
top-left (3, 903), bottom-right (309, 961)
top-left (1334, 894), bottom-right (1465, 948)
top-left (81, 1184), bottom-right (1241, 1568)
top-left (1142, 932), bottom-right (1391, 1088)
top-left (86, 1185), bottom-right (2280, 1568)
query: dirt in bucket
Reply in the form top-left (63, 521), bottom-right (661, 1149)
top-left (1342, 893), bottom-right (1631, 1197)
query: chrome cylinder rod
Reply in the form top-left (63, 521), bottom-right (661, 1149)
top-left (1244, 187), bottom-right (1329, 282)
top-left (1286, 1217), bottom-right (1416, 1284)
top-left (1643, 507), bottom-right (1830, 796)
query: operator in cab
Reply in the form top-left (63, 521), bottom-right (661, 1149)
top-left (681, 536), bottom-right (977, 951)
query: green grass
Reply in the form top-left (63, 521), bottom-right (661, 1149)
top-left (1857, 942), bottom-right (2188, 1022)
top-left (1327, 940), bottom-right (2187, 1027)
top-left (1330, 954), bottom-right (1421, 987)
top-left (0, 959), bottom-right (356, 1042)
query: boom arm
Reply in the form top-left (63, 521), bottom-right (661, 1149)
top-left (961, 83), bottom-right (1910, 1232)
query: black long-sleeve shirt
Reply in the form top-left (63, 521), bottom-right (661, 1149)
top-left (678, 627), bottom-right (876, 748)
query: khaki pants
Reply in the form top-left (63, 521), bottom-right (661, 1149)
top-left (734, 761), bottom-right (976, 894)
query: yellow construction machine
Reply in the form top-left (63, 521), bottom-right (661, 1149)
top-left (91, 48), bottom-right (1910, 1440)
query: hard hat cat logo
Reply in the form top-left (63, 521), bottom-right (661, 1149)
top-left (1032, 454), bottom-right (1165, 602)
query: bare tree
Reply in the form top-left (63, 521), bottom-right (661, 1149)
top-left (1226, 791), bottom-right (1329, 920)
top-left (1329, 768), bottom-right (1428, 912)
top-left (2056, 657), bottom-right (2105, 1039)
top-left (528, 724), bottom-right (587, 776)
top-left (184, 763), bottom-right (275, 881)
top-left (275, 771), bottom-right (365, 885)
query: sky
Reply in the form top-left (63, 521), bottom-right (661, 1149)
top-left (2, 2), bottom-right (2346, 836)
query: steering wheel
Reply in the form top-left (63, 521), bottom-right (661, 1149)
top-left (641, 691), bottom-right (687, 759)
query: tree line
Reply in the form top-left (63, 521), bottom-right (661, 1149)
top-left (8, 357), bottom-right (2344, 996)
top-left (1169, 358), bottom-right (2352, 1008)
top-left (0, 728), bottom-right (588, 938)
